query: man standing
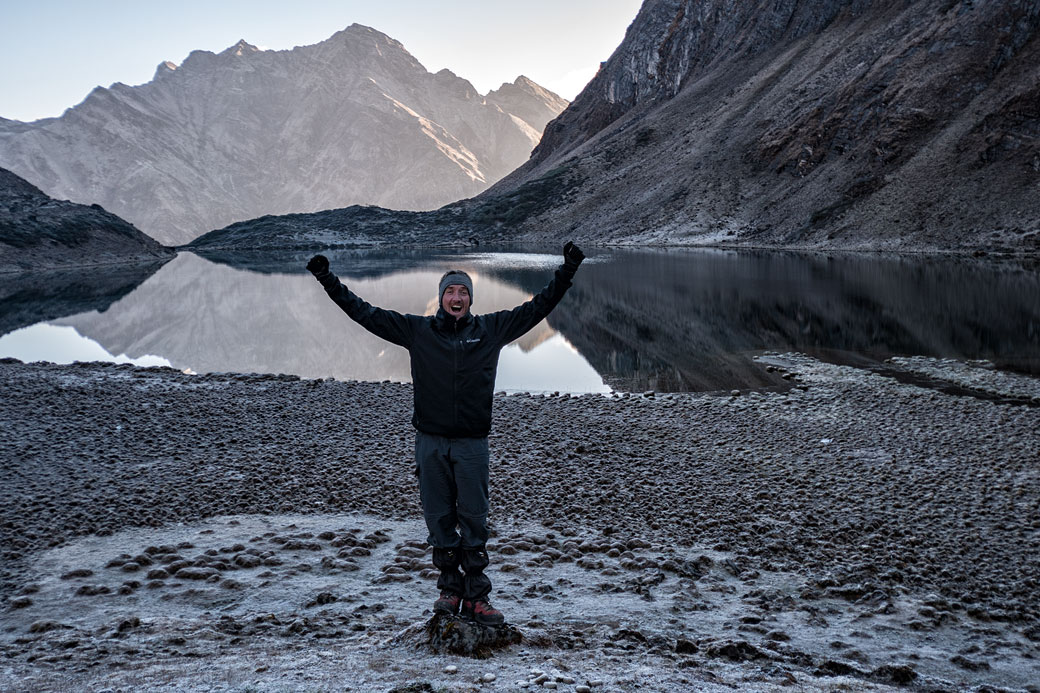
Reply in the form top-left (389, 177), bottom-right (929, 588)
top-left (307, 243), bottom-right (584, 625)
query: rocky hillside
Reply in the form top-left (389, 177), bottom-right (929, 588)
top-left (0, 168), bottom-right (172, 273)
top-left (485, 0), bottom-right (1040, 252)
top-left (0, 25), bottom-right (566, 246)
top-left (188, 0), bottom-right (1039, 254)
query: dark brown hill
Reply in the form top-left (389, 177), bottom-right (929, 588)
top-left (0, 168), bottom-right (172, 273)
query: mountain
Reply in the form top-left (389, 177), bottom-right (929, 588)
top-left (0, 25), bottom-right (567, 246)
top-left (186, 0), bottom-right (1040, 255)
top-left (482, 0), bottom-right (1040, 252)
top-left (0, 167), bottom-right (172, 273)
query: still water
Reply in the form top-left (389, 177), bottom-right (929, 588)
top-left (1, 248), bottom-right (1038, 393)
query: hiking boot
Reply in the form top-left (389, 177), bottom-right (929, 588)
top-left (461, 598), bottom-right (504, 625)
top-left (433, 592), bottom-right (461, 615)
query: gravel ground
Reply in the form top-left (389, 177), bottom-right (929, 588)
top-left (1, 354), bottom-right (1038, 691)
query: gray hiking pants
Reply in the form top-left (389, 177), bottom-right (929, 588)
top-left (415, 431), bottom-right (492, 599)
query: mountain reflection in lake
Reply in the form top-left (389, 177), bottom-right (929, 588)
top-left (1, 248), bottom-right (1037, 393)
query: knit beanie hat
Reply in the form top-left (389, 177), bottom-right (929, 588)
top-left (439, 270), bottom-right (473, 304)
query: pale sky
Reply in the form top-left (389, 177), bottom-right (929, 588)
top-left (0, 0), bottom-right (643, 123)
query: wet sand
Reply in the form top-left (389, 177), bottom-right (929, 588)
top-left (1, 355), bottom-right (1037, 691)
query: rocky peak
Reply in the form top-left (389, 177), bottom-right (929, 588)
top-left (0, 26), bottom-right (567, 245)
top-left (485, 76), bottom-right (570, 133)
top-left (433, 69), bottom-right (480, 100)
top-left (222, 39), bottom-right (260, 57)
top-left (153, 60), bottom-right (178, 80)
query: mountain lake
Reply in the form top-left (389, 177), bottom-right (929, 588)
top-left (1, 247), bottom-right (1038, 397)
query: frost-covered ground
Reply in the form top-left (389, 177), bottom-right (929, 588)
top-left (1, 355), bottom-right (1038, 692)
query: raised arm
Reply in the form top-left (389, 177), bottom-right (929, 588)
top-left (486, 242), bottom-right (584, 346)
top-left (307, 254), bottom-right (415, 348)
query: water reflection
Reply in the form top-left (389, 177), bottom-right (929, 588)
top-left (1, 248), bottom-right (1037, 393)
top-left (0, 323), bottom-right (172, 368)
top-left (0, 261), bottom-right (168, 335)
top-left (536, 249), bottom-right (1040, 391)
top-left (36, 253), bottom-right (609, 393)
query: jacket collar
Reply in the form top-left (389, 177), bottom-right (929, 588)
top-left (434, 307), bottom-right (472, 331)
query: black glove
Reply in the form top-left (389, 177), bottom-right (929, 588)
top-left (563, 241), bottom-right (584, 273)
top-left (306, 254), bottom-right (329, 275)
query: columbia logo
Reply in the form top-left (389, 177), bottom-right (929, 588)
top-left (464, 338), bottom-right (481, 343)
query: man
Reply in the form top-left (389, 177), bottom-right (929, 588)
top-left (306, 243), bottom-right (584, 625)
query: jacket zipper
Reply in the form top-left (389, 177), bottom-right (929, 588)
top-left (453, 319), bottom-right (459, 431)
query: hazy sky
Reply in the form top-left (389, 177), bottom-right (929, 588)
top-left (1, 0), bottom-right (643, 122)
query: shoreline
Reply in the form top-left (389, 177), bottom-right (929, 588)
top-left (5, 241), bottom-right (1037, 277)
top-left (1, 355), bottom-right (1038, 691)
top-left (187, 239), bottom-right (1040, 260)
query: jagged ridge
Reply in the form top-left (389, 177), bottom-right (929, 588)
top-left (0, 25), bottom-right (567, 246)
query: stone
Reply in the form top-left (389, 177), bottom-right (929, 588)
top-left (176, 567), bottom-right (219, 581)
top-left (706, 640), bottom-right (766, 662)
top-left (675, 638), bottom-right (699, 654)
top-left (60, 569), bottom-right (94, 580)
top-left (422, 613), bottom-right (521, 659)
top-left (29, 620), bottom-right (62, 633)
top-left (870, 664), bottom-right (917, 685)
top-left (75, 585), bottom-right (111, 597)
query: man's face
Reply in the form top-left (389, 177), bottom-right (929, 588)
top-left (441, 284), bottom-right (471, 318)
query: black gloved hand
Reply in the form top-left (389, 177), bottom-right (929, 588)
top-left (563, 241), bottom-right (584, 273)
top-left (306, 254), bottom-right (329, 275)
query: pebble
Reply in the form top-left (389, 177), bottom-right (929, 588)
top-left (482, 673), bottom-right (496, 682)
top-left (444, 665), bottom-right (458, 674)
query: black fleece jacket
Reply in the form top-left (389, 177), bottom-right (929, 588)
top-left (314, 266), bottom-right (575, 438)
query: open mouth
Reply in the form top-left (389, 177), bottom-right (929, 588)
top-left (450, 302), bottom-right (464, 312)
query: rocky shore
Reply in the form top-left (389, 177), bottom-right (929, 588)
top-left (1, 354), bottom-right (1038, 691)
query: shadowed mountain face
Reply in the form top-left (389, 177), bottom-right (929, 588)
top-left (0, 168), bottom-right (173, 273)
top-left (482, 0), bottom-right (1040, 252)
top-left (0, 26), bottom-right (566, 246)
